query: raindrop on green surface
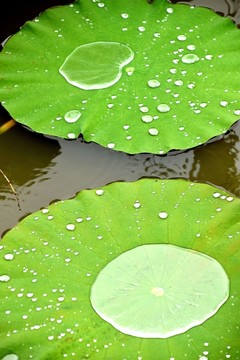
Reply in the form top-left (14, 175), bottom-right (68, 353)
top-left (59, 41), bottom-right (134, 90)
top-left (90, 244), bottom-right (229, 338)
top-left (64, 110), bottom-right (81, 123)
top-left (148, 128), bottom-right (159, 136)
top-left (0, 275), bottom-right (11, 282)
top-left (141, 115), bottom-right (153, 123)
top-left (147, 79), bottom-right (160, 88)
top-left (157, 104), bottom-right (171, 113)
top-left (1, 355), bottom-right (19, 360)
top-left (181, 53), bottom-right (200, 64)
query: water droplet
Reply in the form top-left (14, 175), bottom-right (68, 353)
top-left (66, 224), bottom-right (75, 231)
top-left (121, 13), bottom-right (129, 19)
top-left (140, 106), bottom-right (149, 113)
top-left (151, 287), bottom-right (164, 297)
top-left (138, 26), bottom-right (145, 32)
top-left (159, 211), bottom-right (168, 219)
top-left (4, 253), bottom-right (14, 261)
top-left (59, 41), bottom-right (134, 90)
top-left (220, 101), bottom-right (228, 107)
top-left (187, 44), bottom-right (196, 51)
top-left (213, 192), bottom-right (221, 198)
top-left (107, 143), bottom-right (115, 149)
top-left (67, 133), bottom-right (76, 139)
top-left (64, 110), bottom-right (81, 123)
top-left (96, 189), bottom-right (104, 196)
top-left (41, 208), bottom-right (49, 214)
top-left (157, 104), bottom-right (171, 113)
top-left (133, 201), bottom-right (141, 209)
top-left (141, 115), bottom-right (153, 123)
top-left (166, 7), bottom-right (174, 14)
top-left (90, 244), bottom-right (229, 338)
top-left (153, 32), bottom-right (160, 38)
top-left (1, 355), bottom-right (19, 360)
top-left (170, 68), bottom-right (177, 74)
top-left (205, 55), bottom-right (213, 60)
top-left (174, 80), bottom-right (183, 86)
top-left (182, 54), bottom-right (199, 64)
top-left (147, 79), bottom-right (160, 88)
top-left (177, 35), bottom-right (187, 41)
top-left (125, 66), bottom-right (134, 76)
top-left (0, 274), bottom-right (11, 282)
top-left (234, 109), bottom-right (240, 116)
top-left (148, 128), bottom-right (159, 136)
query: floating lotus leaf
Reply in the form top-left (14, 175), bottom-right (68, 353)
top-left (0, 1), bottom-right (240, 154)
top-left (0, 178), bottom-right (239, 359)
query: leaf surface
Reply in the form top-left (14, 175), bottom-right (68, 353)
top-left (0, 1), bottom-right (240, 153)
top-left (0, 179), bottom-right (239, 359)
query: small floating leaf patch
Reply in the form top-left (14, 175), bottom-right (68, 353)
top-left (0, 0), bottom-right (240, 153)
top-left (0, 179), bottom-right (240, 359)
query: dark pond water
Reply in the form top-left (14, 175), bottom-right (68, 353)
top-left (0, 0), bottom-right (240, 237)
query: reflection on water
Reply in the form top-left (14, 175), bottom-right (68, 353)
top-left (0, 0), bottom-right (240, 236)
top-left (170, 0), bottom-right (240, 25)
top-left (143, 121), bottom-right (240, 195)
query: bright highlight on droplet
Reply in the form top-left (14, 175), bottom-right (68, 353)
top-left (90, 244), bottom-right (229, 338)
top-left (59, 41), bottom-right (134, 90)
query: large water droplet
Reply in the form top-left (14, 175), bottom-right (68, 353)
top-left (157, 104), bottom-right (171, 113)
top-left (1, 356), bottom-right (19, 360)
top-left (182, 54), bottom-right (199, 64)
top-left (59, 41), bottom-right (134, 90)
top-left (148, 128), bottom-right (159, 136)
top-left (67, 132), bottom-right (77, 139)
top-left (0, 274), bottom-right (11, 282)
top-left (147, 79), bottom-right (160, 88)
top-left (141, 115), bottom-right (153, 123)
top-left (4, 253), bottom-right (14, 261)
top-left (64, 110), bottom-right (81, 123)
top-left (177, 35), bottom-right (187, 41)
top-left (66, 224), bottom-right (75, 231)
top-left (158, 211), bottom-right (168, 219)
top-left (90, 244), bottom-right (229, 338)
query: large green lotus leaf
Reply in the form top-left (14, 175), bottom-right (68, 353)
top-left (0, 178), bottom-right (239, 359)
top-left (0, 1), bottom-right (240, 154)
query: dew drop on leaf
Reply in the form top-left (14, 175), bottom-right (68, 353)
top-left (0, 275), bottom-right (11, 282)
top-left (141, 115), bottom-right (153, 123)
top-left (157, 104), bottom-right (171, 113)
top-left (181, 53), bottom-right (200, 64)
top-left (148, 128), bottom-right (159, 136)
top-left (1, 355), bottom-right (19, 360)
top-left (158, 211), bottom-right (168, 219)
top-left (147, 79), bottom-right (160, 88)
top-left (64, 110), bottom-right (81, 123)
